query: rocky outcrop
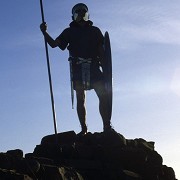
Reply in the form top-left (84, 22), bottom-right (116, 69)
top-left (0, 131), bottom-right (177, 179)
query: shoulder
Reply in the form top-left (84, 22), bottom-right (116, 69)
top-left (89, 21), bottom-right (102, 34)
top-left (92, 25), bottom-right (102, 32)
top-left (91, 25), bottom-right (104, 38)
top-left (56, 27), bottom-right (70, 41)
top-left (62, 27), bottom-right (70, 33)
top-left (58, 27), bottom-right (71, 38)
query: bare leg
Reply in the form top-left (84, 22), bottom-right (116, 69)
top-left (75, 81), bottom-right (87, 134)
top-left (93, 81), bottom-right (111, 130)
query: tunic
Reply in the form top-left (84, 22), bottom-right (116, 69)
top-left (55, 20), bottom-right (104, 89)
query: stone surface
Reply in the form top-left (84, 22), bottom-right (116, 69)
top-left (0, 131), bottom-right (177, 180)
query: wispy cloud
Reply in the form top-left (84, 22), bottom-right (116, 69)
top-left (121, 18), bottom-right (180, 45)
top-left (101, 2), bottom-right (180, 50)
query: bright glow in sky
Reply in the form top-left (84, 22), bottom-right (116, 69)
top-left (0, 1), bottom-right (180, 178)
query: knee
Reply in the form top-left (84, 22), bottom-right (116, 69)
top-left (96, 89), bottom-right (107, 102)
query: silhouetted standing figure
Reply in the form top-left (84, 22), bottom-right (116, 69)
top-left (40, 3), bottom-right (114, 135)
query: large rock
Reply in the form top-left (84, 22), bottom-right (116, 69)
top-left (0, 130), bottom-right (177, 180)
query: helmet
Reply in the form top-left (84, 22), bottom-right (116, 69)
top-left (72, 3), bottom-right (89, 22)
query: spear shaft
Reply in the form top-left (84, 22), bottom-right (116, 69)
top-left (40, 0), bottom-right (58, 137)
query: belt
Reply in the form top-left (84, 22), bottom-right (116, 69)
top-left (68, 57), bottom-right (92, 64)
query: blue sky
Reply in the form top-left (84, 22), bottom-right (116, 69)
top-left (0, 0), bottom-right (180, 178)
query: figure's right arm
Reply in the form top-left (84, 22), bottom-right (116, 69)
top-left (40, 22), bottom-right (59, 48)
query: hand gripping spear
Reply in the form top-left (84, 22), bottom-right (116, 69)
top-left (39, 0), bottom-right (58, 138)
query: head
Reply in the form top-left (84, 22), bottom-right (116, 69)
top-left (72, 3), bottom-right (89, 22)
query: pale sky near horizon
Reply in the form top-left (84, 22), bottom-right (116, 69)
top-left (0, 1), bottom-right (180, 178)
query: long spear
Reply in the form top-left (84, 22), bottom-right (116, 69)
top-left (39, 0), bottom-right (58, 137)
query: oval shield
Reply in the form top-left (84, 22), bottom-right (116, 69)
top-left (103, 31), bottom-right (113, 120)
